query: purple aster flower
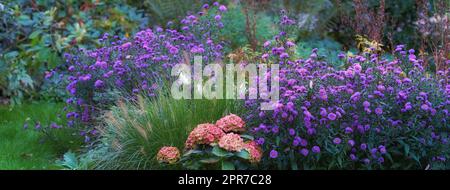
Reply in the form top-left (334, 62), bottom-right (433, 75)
top-left (363, 101), bottom-right (370, 108)
top-left (44, 71), bottom-right (53, 79)
top-left (271, 125), bottom-right (279, 134)
top-left (300, 139), bottom-right (308, 147)
top-left (307, 128), bottom-right (315, 135)
top-left (348, 139), bottom-right (355, 147)
top-left (379, 145), bottom-right (387, 154)
top-left (375, 107), bottom-right (383, 115)
top-left (327, 113), bottom-right (337, 121)
top-left (300, 148), bottom-right (309, 156)
top-left (378, 157), bottom-right (385, 163)
top-left (94, 80), bottom-right (104, 88)
top-left (345, 127), bottom-right (353, 134)
top-left (289, 128), bottom-right (296, 136)
top-left (350, 92), bottom-right (361, 102)
top-left (370, 148), bottom-right (378, 155)
top-left (360, 143), bottom-right (367, 150)
top-left (404, 102), bottom-right (413, 110)
top-left (320, 108), bottom-right (328, 117)
top-left (421, 104), bottom-right (429, 111)
top-left (67, 120), bottom-right (74, 127)
top-left (80, 74), bottom-right (92, 81)
top-left (219, 5), bottom-right (227, 12)
top-left (293, 137), bottom-right (301, 146)
top-left (362, 158), bottom-right (370, 164)
top-left (286, 41), bottom-right (295, 47)
top-left (35, 122), bottom-right (41, 130)
top-left (332, 137), bottom-right (342, 145)
top-left (280, 52), bottom-right (289, 59)
top-left (312, 146), bottom-right (321, 153)
top-left (256, 137), bottom-right (265, 145)
top-left (214, 15), bottom-right (221, 21)
top-left (202, 4), bottom-right (209, 9)
top-left (270, 150), bottom-right (278, 159)
top-left (350, 154), bottom-right (357, 161)
top-left (50, 122), bottom-right (61, 129)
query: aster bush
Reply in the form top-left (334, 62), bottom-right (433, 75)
top-left (55, 3), bottom-right (230, 142)
top-left (244, 12), bottom-right (449, 170)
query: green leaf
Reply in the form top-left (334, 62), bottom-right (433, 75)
top-left (4, 51), bottom-right (19, 59)
top-left (236, 149), bottom-right (250, 160)
top-left (221, 161), bottom-right (235, 170)
top-left (17, 15), bottom-right (34, 26)
top-left (240, 134), bottom-right (254, 140)
top-left (29, 30), bottom-right (42, 39)
top-left (212, 146), bottom-right (232, 157)
top-left (289, 152), bottom-right (298, 170)
top-left (57, 151), bottom-right (79, 170)
top-left (199, 158), bottom-right (220, 164)
top-left (182, 149), bottom-right (203, 157)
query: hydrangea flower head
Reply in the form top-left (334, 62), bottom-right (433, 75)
top-left (218, 133), bottom-right (245, 152)
top-left (244, 141), bottom-right (263, 163)
top-left (157, 146), bottom-right (180, 164)
top-left (185, 123), bottom-right (225, 149)
top-left (216, 114), bottom-right (246, 133)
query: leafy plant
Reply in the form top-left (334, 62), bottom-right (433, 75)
top-left (0, 0), bottom-right (149, 104)
top-left (56, 151), bottom-right (94, 170)
top-left (181, 139), bottom-right (254, 170)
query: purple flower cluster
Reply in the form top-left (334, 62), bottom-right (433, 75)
top-left (60, 3), bottom-right (229, 141)
top-left (245, 12), bottom-right (450, 169)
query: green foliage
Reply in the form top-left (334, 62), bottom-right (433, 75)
top-left (56, 151), bottom-right (95, 170)
top-left (0, 102), bottom-right (78, 169)
top-left (89, 89), bottom-right (243, 170)
top-left (134, 0), bottom-right (204, 25)
top-left (296, 38), bottom-right (343, 66)
top-left (287, 0), bottom-right (336, 37)
top-left (0, 0), bottom-right (148, 104)
top-left (221, 5), bottom-right (279, 50)
top-left (181, 140), bottom-right (254, 170)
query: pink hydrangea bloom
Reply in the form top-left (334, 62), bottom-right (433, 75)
top-left (157, 146), bottom-right (180, 164)
top-left (218, 133), bottom-right (245, 152)
top-left (215, 114), bottom-right (246, 133)
top-left (185, 123), bottom-right (225, 149)
top-left (244, 141), bottom-right (263, 163)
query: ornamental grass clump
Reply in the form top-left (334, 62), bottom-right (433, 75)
top-left (244, 12), bottom-right (449, 170)
top-left (89, 86), bottom-right (242, 169)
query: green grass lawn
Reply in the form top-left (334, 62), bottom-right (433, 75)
top-left (0, 102), bottom-right (70, 169)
